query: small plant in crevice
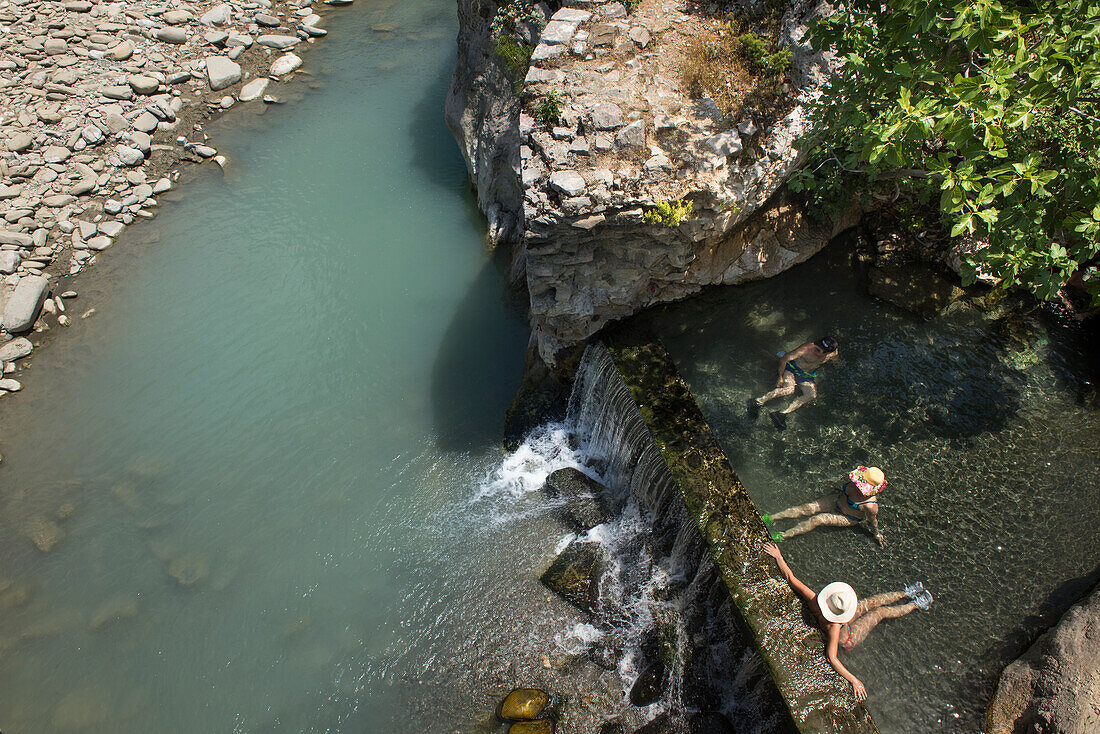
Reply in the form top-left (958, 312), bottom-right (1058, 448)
top-left (644, 198), bottom-right (693, 227)
top-left (533, 90), bottom-right (563, 125)
top-left (495, 35), bottom-right (533, 87)
top-left (490, 0), bottom-right (543, 91)
top-left (489, 0), bottom-right (543, 39)
top-left (737, 31), bottom-right (790, 75)
top-left (622, 0), bottom-right (643, 12)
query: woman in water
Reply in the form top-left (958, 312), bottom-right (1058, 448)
top-left (768, 466), bottom-right (888, 548)
top-left (763, 543), bottom-right (931, 699)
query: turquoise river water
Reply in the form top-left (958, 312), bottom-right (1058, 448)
top-left (0, 3), bottom-right (637, 731)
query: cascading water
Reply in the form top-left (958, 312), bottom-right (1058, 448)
top-left (522, 343), bottom-right (794, 733)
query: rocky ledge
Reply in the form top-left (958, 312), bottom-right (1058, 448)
top-left (0, 0), bottom-right (347, 399)
top-left (449, 0), bottom-right (859, 368)
top-left (986, 583), bottom-right (1100, 734)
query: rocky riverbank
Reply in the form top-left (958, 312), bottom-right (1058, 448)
top-left (0, 0), bottom-right (350, 403)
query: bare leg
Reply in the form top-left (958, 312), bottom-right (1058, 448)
top-left (756, 372), bottom-right (797, 406)
top-left (853, 591), bottom-right (908, 618)
top-left (770, 495), bottom-right (833, 521)
top-left (781, 381), bottom-right (818, 414)
top-left (781, 512), bottom-right (858, 540)
top-left (845, 601), bottom-right (918, 647)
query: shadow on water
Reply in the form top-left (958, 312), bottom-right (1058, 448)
top-left (408, 60), bottom-right (475, 193)
top-left (429, 249), bottom-right (527, 451)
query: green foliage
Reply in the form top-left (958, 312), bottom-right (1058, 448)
top-left (622, 0), bottom-right (643, 12)
top-left (738, 31), bottom-right (791, 75)
top-left (533, 90), bottom-right (563, 125)
top-left (495, 36), bottom-right (533, 80)
top-left (798, 0), bottom-right (1100, 303)
top-left (490, 0), bottom-right (542, 40)
top-left (644, 199), bottom-right (693, 227)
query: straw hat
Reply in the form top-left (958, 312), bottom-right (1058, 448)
top-left (818, 582), bottom-right (858, 624)
top-left (849, 466), bottom-right (887, 497)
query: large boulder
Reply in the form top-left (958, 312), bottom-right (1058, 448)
top-left (539, 539), bottom-right (602, 615)
top-left (2, 275), bottom-right (49, 333)
top-left (986, 584), bottom-right (1100, 733)
top-left (544, 467), bottom-right (610, 530)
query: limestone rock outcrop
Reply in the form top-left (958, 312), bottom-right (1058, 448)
top-left (445, 0), bottom-right (545, 247)
top-left (986, 584), bottom-right (1100, 734)
top-left (450, 0), bottom-right (851, 367)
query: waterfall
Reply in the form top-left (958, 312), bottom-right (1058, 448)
top-left (565, 343), bottom-right (791, 732)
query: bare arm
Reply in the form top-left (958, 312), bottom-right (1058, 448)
top-left (824, 626), bottom-right (867, 700)
top-left (764, 543), bottom-right (815, 604)
top-left (780, 344), bottom-right (811, 372)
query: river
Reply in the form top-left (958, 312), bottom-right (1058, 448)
top-left (0, 2), bottom-right (593, 731)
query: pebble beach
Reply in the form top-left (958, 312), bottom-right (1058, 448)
top-left (0, 0), bottom-right (349, 401)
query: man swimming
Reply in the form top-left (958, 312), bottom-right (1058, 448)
top-left (749, 336), bottom-right (839, 428)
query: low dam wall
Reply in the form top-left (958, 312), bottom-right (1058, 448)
top-left (573, 327), bottom-right (880, 733)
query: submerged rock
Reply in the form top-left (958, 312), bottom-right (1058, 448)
top-left (509, 721), bottom-right (553, 734)
top-left (27, 516), bottom-right (64, 552)
top-left (539, 539), bottom-right (602, 615)
top-left (89, 592), bottom-right (139, 630)
top-left (168, 555), bottom-right (211, 587)
top-left (544, 467), bottom-right (610, 530)
top-left (499, 688), bottom-right (549, 721)
top-left (52, 687), bottom-right (110, 729)
top-left (867, 261), bottom-right (964, 317)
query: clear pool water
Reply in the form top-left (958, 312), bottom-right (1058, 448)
top-left (650, 241), bottom-right (1100, 732)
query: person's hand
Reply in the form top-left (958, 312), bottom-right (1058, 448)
top-left (875, 534), bottom-right (887, 549)
top-left (851, 679), bottom-right (867, 700)
top-left (763, 543), bottom-right (783, 561)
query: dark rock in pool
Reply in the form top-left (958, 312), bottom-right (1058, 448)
top-left (629, 660), bottom-right (666, 707)
top-left (499, 688), bottom-right (549, 721)
top-left (867, 261), bottom-right (964, 317)
top-left (544, 467), bottom-right (611, 530)
top-left (508, 720), bottom-right (554, 734)
top-left (687, 711), bottom-right (736, 733)
top-left (539, 539), bottom-right (603, 614)
top-left (632, 712), bottom-right (672, 733)
top-left (598, 718), bottom-right (626, 734)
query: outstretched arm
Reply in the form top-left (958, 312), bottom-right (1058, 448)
top-left (763, 543), bottom-right (815, 604)
top-left (825, 626), bottom-right (867, 700)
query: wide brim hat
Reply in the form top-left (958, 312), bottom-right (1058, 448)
top-left (818, 582), bottom-right (858, 624)
top-left (849, 466), bottom-right (886, 497)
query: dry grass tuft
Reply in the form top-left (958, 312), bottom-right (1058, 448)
top-left (680, 19), bottom-right (792, 124)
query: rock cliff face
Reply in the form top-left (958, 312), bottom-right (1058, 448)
top-left (449, 0), bottom-right (850, 367)
top-left (445, 0), bottom-right (540, 247)
top-left (986, 584), bottom-right (1100, 734)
